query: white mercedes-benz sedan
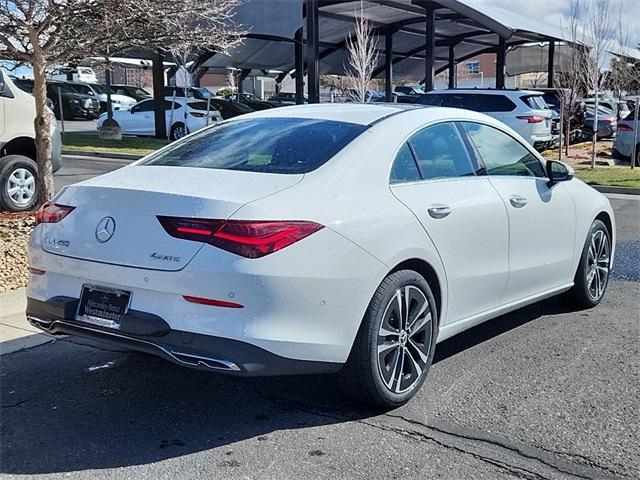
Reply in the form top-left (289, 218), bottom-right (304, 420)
top-left (27, 104), bottom-right (615, 407)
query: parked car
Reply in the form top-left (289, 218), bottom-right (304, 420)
top-left (110, 84), bottom-right (152, 102)
top-left (394, 85), bottom-right (425, 96)
top-left (584, 98), bottom-right (631, 121)
top-left (68, 82), bottom-right (137, 113)
top-left (163, 87), bottom-right (255, 119)
top-left (267, 92), bottom-right (308, 105)
top-left (27, 104), bottom-right (614, 407)
top-left (417, 89), bottom-right (553, 150)
top-left (97, 97), bottom-right (222, 140)
top-left (224, 93), bottom-right (276, 110)
top-left (49, 66), bottom-right (98, 84)
top-left (583, 105), bottom-right (617, 139)
top-left (0, 69), bottom-right (62, 211)
top-left (612, 109), bottom-right (639, 166)
top-left (46, 81), bottom-right (100, 120)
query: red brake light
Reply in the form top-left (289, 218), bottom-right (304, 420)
top-left (516, 115), bottom-right (545, 123)
top-left (618, 123), bottom-right (633, 131)
top-left (183, 295), bottom-right (244, 308)
top-left (157, 216), bottom-right (324, 258)
top-left (35, 203), bottom-right (74, 226)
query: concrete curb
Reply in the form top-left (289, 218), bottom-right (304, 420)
top-left (592, 185), bottom-right (640, 196)
top-left (62, 149), bottom-right (143, 161)
top-left (0, 287), bottom-right (27, 318)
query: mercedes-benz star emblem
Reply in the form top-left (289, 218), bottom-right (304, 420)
top-left (95, 216), bottom-right (116, 243)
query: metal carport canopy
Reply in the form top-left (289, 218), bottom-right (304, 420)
top-left (201, 0), bottom-right (574, 81)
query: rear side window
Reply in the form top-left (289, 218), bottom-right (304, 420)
top-left (408, 122), bottom-right (478, 179)
top-left (521, 95), bottom-right (548, 110)
top-left (461, 122), bottom-right (545, 177)
top-left (142, 118), bottom-right (368, 174)
top-left (187, 101), bottom-right (209, 110)
top-left (390, 144), bottom-right (421, 184)
top-left (418, 93), bottom-right (516, 112)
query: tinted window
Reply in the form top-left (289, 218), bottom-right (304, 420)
top-left (418, 93), bottom-right (516, 112)
top-left (187, 101), bottom-right (210, 111)
top-left (390, 144), bottom-right (421, 184)
top-left (462, 122), bottom-right (545, 177)
top-left (408, 122), bottom-right (478, 179)
top-left (142, 118), bottom-right (368, 174)
top-left (521, 95), bottom-right (547, 110)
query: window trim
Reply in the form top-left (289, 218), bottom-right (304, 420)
top-left (458, 120), bottom-right (547, 179)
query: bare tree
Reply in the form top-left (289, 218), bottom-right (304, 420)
top-left (344, 6), bottom-right (379, 103)
top-left (578, 0), bottom-right (614, 168)
top-left (0, 0), bottom-right (242, 206)
top-left (608, 12), bottom-right (634, 105)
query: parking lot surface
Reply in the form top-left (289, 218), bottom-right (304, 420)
top-left (1, 167), bottom-right (638, 479)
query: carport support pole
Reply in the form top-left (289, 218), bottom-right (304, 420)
top-left (294, 27), bottom-right (305, 104)
top-left (496, 36), bottom-right (506, 89)
top-left (547, 40), bottom-right (555, 88)
top-left (448, 44), bottom-right (456, 89)
top-left (385, 27), bottom-right (393, 102)
top-left (306, 0), bottom-right (320, 103)
top-left (152, 51), bottom-right (167, 139)
top-left (424, 2), bottom-right (436, 92)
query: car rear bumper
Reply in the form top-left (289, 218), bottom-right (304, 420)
top-left (26, 296), bottom-right (342, 376)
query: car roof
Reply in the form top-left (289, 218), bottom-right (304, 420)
top-left (237, 103), bottom-right (425, 126)
top-left (425, 88), bottom-right (542, 96)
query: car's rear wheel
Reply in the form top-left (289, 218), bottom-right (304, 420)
top-left (339, 270), bottom-right (438, 408)
top-left (0, 155), bottom-right (39, 212)
top-left (170, 122), bottom-right (187, 141)
top-left (564, 219), bottom-right (611, 308)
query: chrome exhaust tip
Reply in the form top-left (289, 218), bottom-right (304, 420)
top-left (27, 316), bottom-right (54, 330)
top-left (170, 351), bottom-right (240, 371)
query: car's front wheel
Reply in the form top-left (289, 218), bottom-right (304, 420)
top-left (339, 270), bottom-right (438, 408)
top-left (170, 122), bottom-right (187, 141)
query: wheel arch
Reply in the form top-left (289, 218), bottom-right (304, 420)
top-left (1, 136), bottom-right (37, 161)
top-left (389, 258), bottom-right (442, 324)
top-left (595, 210), bottom-right (613, 240)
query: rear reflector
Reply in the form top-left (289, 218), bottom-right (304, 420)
top-left (516, 115), bottom-right (545, 123)
top-left (28, 267), bottom-right (45, 275)
top-left (35, 203), bottom-right (75, 226)
top-left (158, 217), bottom-right (324, 258)
top-left (183, 295), bottom-right (244, 308)
top-left (618, 123), bottom-right (633, 132)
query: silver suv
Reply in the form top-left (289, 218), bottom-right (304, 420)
top-left (417, 89), bottom-right (553, 151)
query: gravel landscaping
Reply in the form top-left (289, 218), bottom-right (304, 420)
top-left (0, 213), bottom-right (35, 292)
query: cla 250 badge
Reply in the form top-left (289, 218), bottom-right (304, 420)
top-left (150, 252), bottom-right (181, 262)
top-left (44, 237), bottom-right (70, 247)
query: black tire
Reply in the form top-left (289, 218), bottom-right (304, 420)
top-left (339, 270), bottom-right (438, 408)
top-left (0, 155), bottom-right (39, 212)
top-left (564, 219), bottom-right (611, 309)
top-left (635, 145), bottom-right (640, 167)
top-left (170, 122), bottom-right (187, 141)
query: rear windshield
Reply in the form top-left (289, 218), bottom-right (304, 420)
top-left (187, 101), bottom-right (210, 110)
top-left (142, 118), bottom-right (368, 174)
top-left (418, 93), bottom-right (516, 112)
top-left (520, 95), bottom-right (547, 110)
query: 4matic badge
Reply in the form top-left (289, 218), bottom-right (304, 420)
top-left (150, 252), bottom-right (181, 262)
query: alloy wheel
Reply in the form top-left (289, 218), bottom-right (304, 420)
top-left (586, 229), bottom-right (610, 301)
top-left (377, 285), bottom-right (432, 394)
top-left (172, 124), bottom-right (186, 140)
top-left (6, 168), bottom-right (36, 207)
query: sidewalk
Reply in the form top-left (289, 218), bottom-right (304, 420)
top-left (0, 288), bottom-right (53, 355)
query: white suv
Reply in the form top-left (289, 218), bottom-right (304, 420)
top-left (417, 89), bottom-right (553, 151)
top-left (0, 69), bottom-right (62, 211)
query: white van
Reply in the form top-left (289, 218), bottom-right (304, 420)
top-left (50, 66), bottom-right (98, 84)
top-left (0, 69), bottom-right (63, 211)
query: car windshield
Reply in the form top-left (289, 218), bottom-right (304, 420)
top-left (50, 83), bottom-right (78, 94)
top-left (70, 84), bottom-right (94, 96)
top-left (90, 84), bottom-right (107, 94)
top-left (142, 118), bottom-right (368, 174)
top-left (122, 86), bottom-right (150, 97)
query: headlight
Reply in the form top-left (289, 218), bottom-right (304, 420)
top-left (70, 99), bottom-right (80, 104)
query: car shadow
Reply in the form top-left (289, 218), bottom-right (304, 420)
top-left (0, 294), bottom-right (578, 475)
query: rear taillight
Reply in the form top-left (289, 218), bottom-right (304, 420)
top-left (618, 123), bottom-right (633, 131)
top-left (157, 216), bottom-right (324, 258)
top-left (516, 115), bottom-right (545, 123)
top-left (35, 203), bottom-right (74, 226)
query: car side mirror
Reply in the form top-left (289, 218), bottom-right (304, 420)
top-left (546, 160), bottom-right (574, 186)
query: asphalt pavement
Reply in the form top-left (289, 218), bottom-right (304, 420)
top-left (1, 162), bottom-right (639, 479)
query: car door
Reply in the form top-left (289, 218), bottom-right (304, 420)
top-left (389, 121), bottom-right (510, 324)
top-left (127, 99), bottom-right (155, 135)
top-left (460, 121), bottom-right (576, 303)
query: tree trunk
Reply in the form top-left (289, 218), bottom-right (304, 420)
top-left (32, 53), bottom-right (54, 206)
top-left (565, 119), bottom-right (571, 156)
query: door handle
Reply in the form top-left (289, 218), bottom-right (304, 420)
top-left (509, 195), bottom-right (528, 208)
top-left (427, 204), bottom-right (452, 219)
